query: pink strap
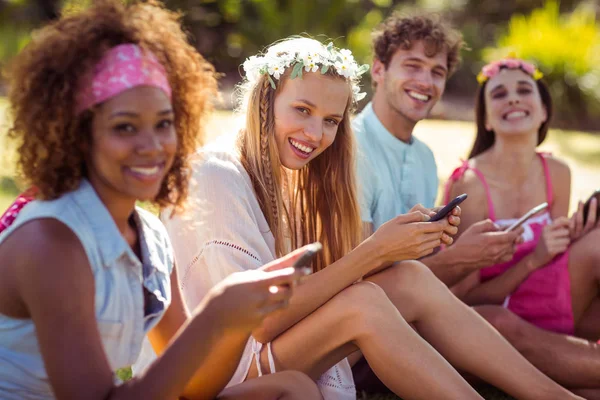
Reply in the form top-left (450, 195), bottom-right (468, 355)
top-left (444, 153), bottom-right (554, 222)
top-left (537, 152), bottom-right (554, 207)
top-left (0, 187), bottom-right (37, 234)
top-left (444, 159), bottom-right (496, 221)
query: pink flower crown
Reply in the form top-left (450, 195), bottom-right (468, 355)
top-left (476, 57), bottom-right (544, 85)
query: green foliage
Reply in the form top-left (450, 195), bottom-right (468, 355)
top-left (1, 0), bottom-right (598, 128)
top-left (0, 25), bottom-right (32, 66)
top-left (347, 8), bottom-right (385, 64)
top-left (483, 0), bottom-right (600, 129)
top-left (162, 0), bottom-right (410, 81)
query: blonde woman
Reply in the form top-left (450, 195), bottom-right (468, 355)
top-left (164, 38), bottom-right (581, 400)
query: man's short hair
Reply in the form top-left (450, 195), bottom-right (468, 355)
top-left (372, 12), bottom-right (465, 77)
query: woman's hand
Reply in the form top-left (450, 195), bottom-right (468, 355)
top-left (569, 198), bottom-right (599, 242)
top-left (409, 204), bottom-right (461, 245)
top-left (532, 217), bottom-right (570, 267)
top-left (369, 211), bottom-right (456, 264)
top-left (204, 251), bottom-right (308, 335)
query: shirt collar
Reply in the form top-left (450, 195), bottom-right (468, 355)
top-left (70, 179), bottom-right (140, 268)
top-left (362, 102), bottom-right (415, 149)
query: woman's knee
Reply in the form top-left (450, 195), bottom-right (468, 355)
top-left (334, 281), bottom-right (397, 332)
top-left (583, 229), bottom-right (600, 265)
top-left (335, 281), bottom-right (389, 307)
top-left (384, 260), bottom-right (449, 302)
top-left (275, 370), bottom-right (322, 400)
top-left (393, 260), bottom-right (437, 282)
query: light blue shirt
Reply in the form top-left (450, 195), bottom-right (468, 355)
top-left (0, 179), bottom-right (173, 399)
top-left (354, 102), bottom-right (438, 230)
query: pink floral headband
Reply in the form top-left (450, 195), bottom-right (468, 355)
top-left (76, 44), bottom-right (172, 114)
top-left (476, 57), bottom-right (544, 85)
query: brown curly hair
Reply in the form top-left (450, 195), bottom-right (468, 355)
top-left (6, 0), bottom-right (218, 211)
top-left (372, 12), bottom-right (465, 77)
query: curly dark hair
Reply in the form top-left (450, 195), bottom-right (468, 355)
top-left (6, 0), bottom-right (218, 211)
top-left (372, 12), bottom-right (465, 77)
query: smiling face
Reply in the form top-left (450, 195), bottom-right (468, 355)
top-left (87, 86), bottom-right (177, 203)
top-left (273, 72), bottom-right (351, 170)
top-left (372, 40), bottom-right (448, 124)
top-left (484, 68), bottom-right (547, 138)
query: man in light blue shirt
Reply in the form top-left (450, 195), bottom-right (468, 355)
top-left (354, 13), bottom-right (519, 286)
top-left (354, 102), bottom-right (438, 230)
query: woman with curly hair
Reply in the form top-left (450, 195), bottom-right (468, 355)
top-left (159, 37), bottom-right (583, 399)
top-left (0, 1), bottom-right (322, 399)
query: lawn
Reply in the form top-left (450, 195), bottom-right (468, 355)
top-left (1, 102), bottom-right (599, 399)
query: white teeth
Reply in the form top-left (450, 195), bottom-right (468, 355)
top-left (290, 139), bottom-right (314, 154)
top-left (130, 166), bottom-right (160, 175)
top-left (505, 111), bottom-right (527, 120)
top-left (407, 91), bottom-right (429, 102)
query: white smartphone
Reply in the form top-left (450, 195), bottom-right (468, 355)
top-left (504, 202), bottom-right (549, 232)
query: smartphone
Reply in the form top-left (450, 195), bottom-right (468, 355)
top-left (292, 242), bottom-right (322, 271)
top-left (430, 194), bottom-right (468, 222)
top-left (504, 202), bottom-right (549, 232)
top-left (582, 189), bottom-right (600, 222)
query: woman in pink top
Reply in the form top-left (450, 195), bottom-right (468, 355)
top-left (446, 58), bottom-right (600, 396)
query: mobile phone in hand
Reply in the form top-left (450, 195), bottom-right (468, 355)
top-left (582, 189), bottom-right (600, 222)
top-left (505, 202), bottom-right (549, 232)
top-left (430, 194), bottom-right (468, 222)
top-left (292, 242), bottom-right (322, 271)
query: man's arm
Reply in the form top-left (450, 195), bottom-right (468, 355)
top-left (421, 244), bottom-right (472, 286)
top-left (422, 220), bottom-right (523, 287)
top-left (421, 169), bottom-right (514, 287)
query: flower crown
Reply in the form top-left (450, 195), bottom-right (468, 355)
top-left (477, 57), bottom-right (544, 85)
top-left (242, 38), bottom-right (369, 101)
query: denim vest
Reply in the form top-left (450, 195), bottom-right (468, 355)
top-left (0, 179), bottom-right (173, 399)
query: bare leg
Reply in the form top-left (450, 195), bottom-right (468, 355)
top-left (576, 297), bottom-right (600, 342)
top-left (572, 388), bottom-right (600, 400)
top-left (247, 281), bottom-right (483, 399)
top-left (366, 260), bottom-right (581, 400)
top-left (476, 304), bottom-right (600, 389)
top-left (218, 370), bottom-right (322, 400)
top-left (570, 229), bottom-right (600, 337)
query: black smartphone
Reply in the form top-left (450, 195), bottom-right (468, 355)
top-left (292, 242), bottom-right (322, 271)
top-left (429, 194), bottom-right (468, 222)
top-left (582, 189), bottom-right (600, 222)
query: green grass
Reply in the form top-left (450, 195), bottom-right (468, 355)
top-left (0, 178), bottom-right (19, 212)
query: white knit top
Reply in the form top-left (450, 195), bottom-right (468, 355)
top-left (166, 142), bottom-right (356, 399)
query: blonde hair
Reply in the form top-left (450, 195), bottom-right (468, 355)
top-left (236, 38), bottom-right (363, 272)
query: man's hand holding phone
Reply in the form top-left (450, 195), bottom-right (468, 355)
top-left (449, 219), bottom-right (524, 270)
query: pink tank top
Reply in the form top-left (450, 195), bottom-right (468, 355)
top-left (444, 154), bottom-right (574, 335)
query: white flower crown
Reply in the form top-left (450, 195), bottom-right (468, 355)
top-left (242, 38), bottom-right (369, 101)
